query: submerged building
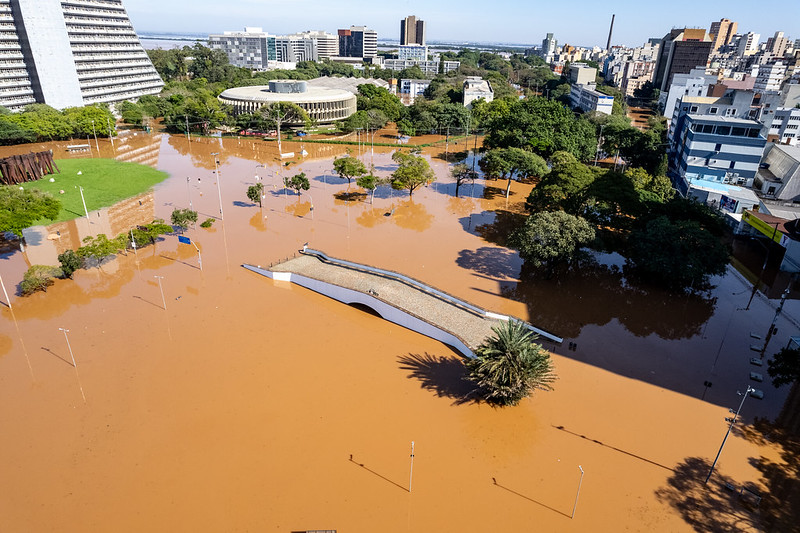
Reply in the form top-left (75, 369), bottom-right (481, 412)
top-left (0, 0), bottom-right (163, 111)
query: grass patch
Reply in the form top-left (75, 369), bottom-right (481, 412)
top-left (20, 159), bottom-right (168, 224)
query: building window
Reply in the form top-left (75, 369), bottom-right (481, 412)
top-left (715, 143), bottom-right (722, 151)
top-left (710, 107), bottom-right (718, 114)
top-left (729, 161), bottom-right (736, 169)
top-left (716, 126), bottom-right (731, 135)
top-left (690, 105), bottom-right (698, 113)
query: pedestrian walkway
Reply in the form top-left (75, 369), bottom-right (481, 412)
top-left (243, 248), bottom-right (562, 357)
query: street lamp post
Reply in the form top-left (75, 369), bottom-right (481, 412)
top-left (594, 125), bottom-right (605, 166)
top-left (91, 119), bottom-right (99, 152)
top-left (760, 288), bottom-right (790, 359)
top-left (211, 152), bottom-right (224, 220)
top-left (59, 327), bottom-right (86, 402)
top-left (154, 275), bottom-right (166, 310)
top-left (572, 465), bottom-right (585, 519)
top-left (186, 177), bottom-right (193, 210)
top-left (704, 386), bottom-right (754, 484)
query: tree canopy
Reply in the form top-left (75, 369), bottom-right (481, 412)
top-left (509, 211), bottom-right (595, 271)
top-left (390, 151), bottom-right (435, 196)
top-left (465, 320), bottom-right (556, 406)
top-left (482, 147), bottom-right (548, 198)
top-left (333, 155), bottom-right (367, 184)
top-left (0, 186), bottom-right (61, 238)
top-left (768, 347), bottom-right (800, 388)
top-left (483, 96), bottom-right (597, 160)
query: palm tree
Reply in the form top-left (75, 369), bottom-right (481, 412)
top-left (465, 320), bottom-right (556, 405)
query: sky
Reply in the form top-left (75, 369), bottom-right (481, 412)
top-left (123, 0), bottom-right (799, 48)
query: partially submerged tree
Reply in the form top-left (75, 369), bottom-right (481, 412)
top-left (0, 186), bottom-right (61, 240)
top-left (247, 182), bottom-right (264, 207)
top-left (509, 211), bottom-right (595, 272)
top-left (356, 168), bottom-right (381, 204)
top-left (465, 320), bottom-right (556, 406)
top-left (391, 151), bottom-right (435, 196)
top-left (482, 147), bottom-right (548, 198)
top-left (57, 250), bottom-right (82, 279)
top-left (258, 101), bottom-right (310, 153)
top-left (283, 172), bottom-right (310, 195)
top-left (20, 265), bottom-right (62, 295)
top-left (171, 208), bottom-right (198, 233)
top-left (333, 154), bottom-right (367, 185)
top-left (451, 163), bottom-right (478, 198)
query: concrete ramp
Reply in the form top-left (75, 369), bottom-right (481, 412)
top-left (243, 249), bottom-right (562, 357)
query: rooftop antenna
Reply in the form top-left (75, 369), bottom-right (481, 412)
top-left (606, 14), bottom-right (615, 51)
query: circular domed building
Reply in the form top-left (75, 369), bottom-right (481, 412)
top-left (218, 80), bottom-right (357, 125)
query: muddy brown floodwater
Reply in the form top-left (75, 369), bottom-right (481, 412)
top-left (0, 131), bottom-right (798, 531)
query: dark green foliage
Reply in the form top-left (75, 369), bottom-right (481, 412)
top-left (356, 84), bottom-right (404, 122)
top-left (247, 183), bottom-right (264, 207)
top-left (356, 171), bottom-right (381, 203)
top-left (391, 151), bottom-right (435, 196)
top-left (626, 216), bottom-right (729, 291)
top-left (20, 265), bottom-right (62, 295)
top-left (0, 187), bottom-right (61, 238)
top-left (77, 234), bottom-right (127, 264)
top-left (509, 211), bottom-right (595, 271)
top-left (58, 250), bottom-right (82, 279)
top-left (171, 208), bottom-right (198, 231)
top-left (482, 147), bottom-right (548, 198)
top-left (130, 220), bottom-right (173, 247)
top-left (768, 347), bottom-right (800, 388)
top-left (525, 151), bottom-right (596, 213)
top-left (283, 172), bottom-right (310, 194)
top-left (0, 119), bottom-right (36, 145)
top-left (483, 97), bottom-right (597, 160)
top-left (199, 218), bottom-right (214, 228)
top-left (451, 163), bottom-right (478, 197)
top-left (465, 320), bottom-right (556, 406)
top-left (333, 155), bottom-right (367, 184)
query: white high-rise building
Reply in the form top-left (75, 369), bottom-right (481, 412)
top-left (0, 0), bottom-right (163, 111)
top-left (293, 31), bottom-right (338, 60)
top-left (738, 32), bottom-right (761, 56)
top-left (209, 28), bottom-right (277, 70)
top-left (755, 61), bottom-right (787, 92)
top-left (275, 35), bottom-right (317, 62)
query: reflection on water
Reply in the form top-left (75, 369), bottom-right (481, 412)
top-left (500, 257), bottom-right (717, 340)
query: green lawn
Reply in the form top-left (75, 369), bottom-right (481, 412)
top-left (20, 159), bottom-right (168, 224)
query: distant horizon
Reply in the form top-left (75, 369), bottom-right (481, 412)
top-left (123, 0), bottom-right (798, 51)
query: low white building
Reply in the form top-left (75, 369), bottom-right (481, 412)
top-left (398, 45), bottom-right (428, 62)
top-left (399, 79), bottom-right (430, 96)
top-left (463, 76), bottom-right (493, 108)
top-left (569, 84), bottom-right (614, 115)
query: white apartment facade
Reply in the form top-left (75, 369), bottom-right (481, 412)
top-left (0, 0), bottom-right (163, 111)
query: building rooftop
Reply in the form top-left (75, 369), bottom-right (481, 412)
top-left (689, 178), bottom-right (760, 203)
top-left (686, 114), bottom-right (761, 126)
top-left (219, 84), bottom-right (354, 104)
top-left (769, 143), bottom-right (800, 163)
top-left (682, 96), bottom-right (733, 105)
top-left (306, 76), bottom-right (388, 94)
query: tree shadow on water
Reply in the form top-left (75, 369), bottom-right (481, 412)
top-left (397, 352), bottom-right (477, 405)
top-left (655, 457), bottom-right (764, 532)
top-left (455, 246), bottom-right (520, 280)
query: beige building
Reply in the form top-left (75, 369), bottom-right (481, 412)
top-left (709, 18), bottom-right (738, 51)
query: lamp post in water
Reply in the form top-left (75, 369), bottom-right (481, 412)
top-left (59, 327), bottom-right (86, 403)
top-left (572, 465), bottom-right (584, 519)
top-left (704, 386), bottom-right (754, 484)
top-left (211, 152), bottom-right (224, 220)
top-left (154, 275), bottom-right (166, 310)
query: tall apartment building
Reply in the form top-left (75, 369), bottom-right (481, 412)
top-left (400, 15), bottom-right (425, 46)
top-left (541, 33), bottom-right (557, 60)
top-left (653, 28), bottom-right (714, 92)
top-left (275, 35), bottom-right (316, 62)
top-left (766, 31), bottom-right (792, 58)
top-left (709, 18), bottom-right (737, 51)
top-left (738, 32), bottom-right (761, 56)
top-left (0, 0), bottom-right (163, 111)
top-left (338, 26), bottom-right (377, 60)
top-left (755, 61), bottom-right (787, 92)
top-left (208, 28), bottom-right (276, 70)
top-left (294, 30), bottom-right (338, 60)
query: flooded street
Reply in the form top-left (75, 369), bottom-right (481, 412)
top-left (0, 131), bottom-right (798, 531)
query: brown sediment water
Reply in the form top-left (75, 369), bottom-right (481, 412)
top-left (0, 132), bottom-right (796, 531)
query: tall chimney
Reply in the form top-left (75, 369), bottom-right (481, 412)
top-left (606, 14), bottom-right (615, 51)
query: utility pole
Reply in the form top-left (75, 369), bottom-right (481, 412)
top-left (746, 222), bottom-right (780, 310)
top-left (106, 117), bottom-right (114, 148)
top-left (704, 387), bottom-right (754, 484)
top-left (760, 288), bottom-right (790, 359)
top-left (594, 125), bottom-right (605, 166)
top-left (185, 115), bottom-right (191, 141)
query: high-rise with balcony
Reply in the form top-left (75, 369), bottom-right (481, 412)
top-left (0, 0), bottom-right (163, 112)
